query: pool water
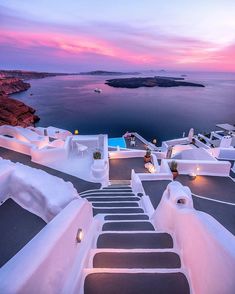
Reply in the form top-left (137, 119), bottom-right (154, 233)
top-left (108, 137), bottom-right (126, 148)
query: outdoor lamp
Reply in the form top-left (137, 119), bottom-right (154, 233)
top-left (153, 138), bottom-right (157, 145)
top-left (74, 130), bottom-right (79, 135)
top-left (76, 228), bottom-right (83, 243)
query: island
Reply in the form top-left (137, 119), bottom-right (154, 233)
top-left (105, 76), bottom-right (205, 88)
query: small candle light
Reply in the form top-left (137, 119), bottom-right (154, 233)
top-left (76, 228), bottom-right (83, 243)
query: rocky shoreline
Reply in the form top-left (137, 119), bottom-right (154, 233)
top-left (0, 73), bottom-right (40, 127)
top-left (105, 76), bottom-right (205, 88)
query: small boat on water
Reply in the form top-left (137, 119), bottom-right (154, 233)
top-left (94, 88), bottom-right (102, 93)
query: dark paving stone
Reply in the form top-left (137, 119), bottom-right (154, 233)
top-left (105, 214), bottom-right (149, 221)
top-left (193, 196), bottom-right (235, 235)
top-left (109, 158), bottom-right (148, 180)
top-left (102, 221), bottom-right (154, 231)
top-left (97, 233), bottom-right (173, 249)
top-left (230, 170), bottom-right (235, 178)
top-left (0, 147), bottom-right (101, 193)
top-left (87, 197), bottom-right (140, 202)
top-left (92, 202), bottom-right (139, 208)
top-left (0, 199), bottom-right (46, 267)
top-left (142, 180), bottom-right (171, 209)
top-left (93, 252), bottom-right (181, 268)
top-left (84, 272), bottom-right (189, 294)
top-left (81, 193), bottom-right (135, 197)
top-left (93, 208), bottom-right (144, 216)
top-left (177, 175), bottom-right (235, 203)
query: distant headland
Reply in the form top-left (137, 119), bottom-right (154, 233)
top-left (79, 70), bottom-right (141, 75)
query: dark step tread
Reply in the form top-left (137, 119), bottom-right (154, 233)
top-left (93, 252), bottom-right (181, 268)
top-left (102, 221), bottom-right (154, 231)
top-left (93, 208), bottom-right (144, 216)
top-left (97, 233), bottom-right (173, 249)
top-left (93, 202), bottom-right (139, 208)
top-left (82, 193), bottom-right (135, 197)
top-left (84, 272), bottom-right (190, 294)
top-left (87, 197), bottom-right (140, 202)
top-left (105, 214), bottom-right (149, 221)
top-left (104, 186), bottom-right (131, 190)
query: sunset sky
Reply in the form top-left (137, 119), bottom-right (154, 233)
top-left (1, 0), bottom-right (235, 72)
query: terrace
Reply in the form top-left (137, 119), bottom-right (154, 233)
top-left (0, 199), bottom-right (46, 267)
top-left (109, 157), bottom-right (148, 180)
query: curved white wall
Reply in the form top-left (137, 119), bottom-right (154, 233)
top-left (153, 181), bottom-right (235, 294)
top-left (0, 199), bottom-right (94, 294)
top-left (0, 158), bottom-right (78, 222)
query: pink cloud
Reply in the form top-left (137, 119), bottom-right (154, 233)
top-left (0, 25), bottom-right (234, 72)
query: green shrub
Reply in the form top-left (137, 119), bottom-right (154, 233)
top-left (93, 150), bottom-right (101, 160)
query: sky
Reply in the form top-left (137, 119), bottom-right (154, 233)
top-left (0, 0), bottom-right (235, 72)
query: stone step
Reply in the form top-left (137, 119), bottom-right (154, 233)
top-left (86, 197), bottom-right (140, 202)
top-left (104, 214), bottom-right (149, 221)
top-left (84, 272), bottom-right (190, 294)
top-left (93, 208), bottom-right (144, 216)
top-left (97, 233), bottom-right (173, 249)
top-left (93, 252), bottom-right (181, 268)
top-left (81, 193), bottom-right (135, 197)
top-left (103, 184), bottom-right (132, 190)
top-left (102, 221), bottom-right (154, 231)
top-left (109, 180), bottom-right (131, 185)
top-left (80, 189), bottom-right (133, 195)
top-left (92, 202), bottom-right (139, 208)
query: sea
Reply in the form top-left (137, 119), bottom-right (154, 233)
top-left (12, 71), bottom-right (235, 143)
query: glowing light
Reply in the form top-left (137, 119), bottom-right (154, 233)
top-left (76, 228), bottom-right (83, 243)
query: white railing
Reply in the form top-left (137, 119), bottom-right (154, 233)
top-left (166, 159), bottom-right (231, 177)
top-left (0, 135), bottom-right (32, 155)
top-left (131, 169), bottom-right (145, 194)
top-left (217, 148), bottom-right (235, 161)
top-left (152, 181), bottom-right (235, 294)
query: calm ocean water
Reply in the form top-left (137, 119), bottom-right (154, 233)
top-left (12, 71), bottom-right (235, 143)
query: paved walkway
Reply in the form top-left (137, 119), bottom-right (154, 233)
top-left (142, 180), bottom-right (171, 209)
top-left (109, 157), bottom-right (147, 180)
top-left (193, 196), bottom-right (235, 235)
top-left (0, 199), bottom-right (46, 267)
top-left (0, 147), bottom-right (101, 193)
top-left (177, 175), bottom-right (235, 203)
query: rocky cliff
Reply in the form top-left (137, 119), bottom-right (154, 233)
top-left (0, 77), bottom-right (39, 127)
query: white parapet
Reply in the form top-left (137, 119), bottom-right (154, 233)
top-left (0, 158), bottom-right (78, 222)
top-left (0, 199), bottom-right (96, 294)
top-left (152, 181), bottom-right (235, 294)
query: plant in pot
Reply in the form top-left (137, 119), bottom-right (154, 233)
top-left (144, 148), bottom-right (152, 163)
top-left (170, 160), bottom-right (178, 180)
top-left (93, 150), bottom-right (102, 160)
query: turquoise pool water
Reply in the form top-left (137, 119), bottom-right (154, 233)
top-left (108, 137), bottom-right (126, 148)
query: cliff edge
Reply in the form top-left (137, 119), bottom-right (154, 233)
top-left (0, 77), bottom-right (39, 127)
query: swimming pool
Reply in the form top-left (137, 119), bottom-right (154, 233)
top-left (108, 137), bottom-right (127, 149)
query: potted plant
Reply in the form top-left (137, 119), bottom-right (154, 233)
top-left (144, 148), bottom-right (152, 163)
top-left (170, 160), bottom-right (178, 180)
top-left (93, 150), bottom-right (102, 160)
